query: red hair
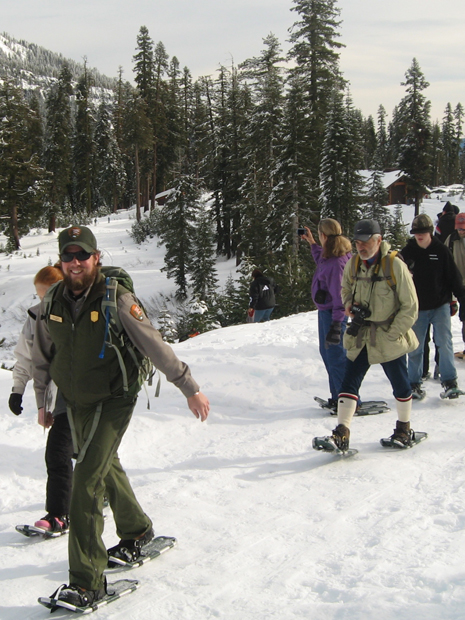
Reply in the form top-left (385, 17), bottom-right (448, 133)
top-left (33, 265), bottom-right (63, 287)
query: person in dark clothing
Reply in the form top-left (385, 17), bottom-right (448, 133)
top-left (434, 201), bottom-right (459, 243)
top-left (401, 213), bottom-right (465, 399)
top-left (248, 269), bottom-right (278, 322)
top-left (9, 266), bottom-right (73, 534)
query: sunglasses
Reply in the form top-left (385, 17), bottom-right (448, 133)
top-left (60, 250), bottom-right (94, 263)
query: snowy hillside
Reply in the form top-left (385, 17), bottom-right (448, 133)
top-left (1, 195), bottom-right (465, 619)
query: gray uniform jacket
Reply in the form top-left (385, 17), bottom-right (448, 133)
top-left (32, 283), bottom-right (200, 409)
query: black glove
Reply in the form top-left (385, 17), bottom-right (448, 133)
top-left (325, 321), bottom-right (342, 348)
top-left (9, 392), bottom-right (23, 415)
top-left (460, 300), bottom-right (465, 322)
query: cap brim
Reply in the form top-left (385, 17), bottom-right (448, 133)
top-left (410, 228), bottom-right (431, 235)
top-left (353, 234), bottom-right (373, 242)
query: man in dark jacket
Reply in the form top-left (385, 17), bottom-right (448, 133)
top-left (434, 201), bottom-right (459, 243)
top-left (248, 269), bottom-right (278, 322)
top-left (401, 213), bottom-right (465, 399)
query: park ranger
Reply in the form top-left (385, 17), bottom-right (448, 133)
top-left (32, 225), bottom-right (210, 608)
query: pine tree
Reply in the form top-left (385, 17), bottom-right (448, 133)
top-left (429, 121), bottom-right (443, 188)
top-left (319, 90), bottom-right (364, 232)
top-left (0, 78), bottom-right (49, 248)
top-left (397, 58), bottom-right (432, 215)
top-left (190, 205), bottom-right (219, 301)
top-left (133, 26), bottom-right (154, 102)
top-left (364, 168), bottom-right (389, 226)
top-left (94, 97), bottom-right (126, 212)
top-left (442, 103), bottom-right (455, 185)
top-left (43, 62), bottom-right (73, 230)
top-left (157, 174), bottom-right (200, 298)
top-left (123, 89), bottom-right (152, 221)
top-left (362, 115), bottom-right (377, 169)
top-left (374, 105), bottom-right (391, 169)
top-left (238, 34), bottom-right (285, 263)
top-left (385, 203), bottom-right (409, 250)
top-left (286, 0), bottom-right (345, 215)
top-left (73, 62), bottom-right (96, 214)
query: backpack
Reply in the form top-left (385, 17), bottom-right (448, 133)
top-left (43, 266), bottom-right (159, 405)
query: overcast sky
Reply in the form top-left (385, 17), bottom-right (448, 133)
top-left (4, 0), bottom-right (465, 123)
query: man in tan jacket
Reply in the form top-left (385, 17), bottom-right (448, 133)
top-left (313, 220), bottom-right (419, 452)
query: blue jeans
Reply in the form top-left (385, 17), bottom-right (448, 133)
top-left (408, 304), bottom-right (457, 385)
top-left (254, 308), bottom-right (274, 322)
top-left (340, 346), bottom-right (411, 400)
top-left (318, 309), bottom-right (348, 401)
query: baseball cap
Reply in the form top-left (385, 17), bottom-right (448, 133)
top-left (455, 213), bottom-right (465, 230)
top-left (58, 226), bottom-right (98, 254)
top-left (410, 214), bottom-right (434, 235)
top-left (353, 219), bottom-right (382, 242)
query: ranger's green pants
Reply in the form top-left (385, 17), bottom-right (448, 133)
top-left (67, 393), bottom-right (152, 590)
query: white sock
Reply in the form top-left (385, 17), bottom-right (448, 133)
top-left (337, 397), bottom-right (358, 429)
top-left (396, 397), bottom-right (412, 423)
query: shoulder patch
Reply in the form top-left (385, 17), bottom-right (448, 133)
top-left (130, 304), bottom-right (144, 321)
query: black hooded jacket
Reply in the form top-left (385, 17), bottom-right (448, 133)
top-left (401, 236), bottom-right (465, 311)
top-left (249, 276), bottom-right (277, 310)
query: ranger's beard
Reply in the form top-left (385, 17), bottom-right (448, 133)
top-left (63, 263), bottom-right (100, 293)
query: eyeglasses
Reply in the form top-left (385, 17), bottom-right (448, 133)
top-left (60, 250), bottom-right (94, 263)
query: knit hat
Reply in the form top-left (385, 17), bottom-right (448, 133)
top-left (58, 226), bottom-right (98, 254)
top-left (410, 214), bottom-right (434, 235)
top-left (455, 213), bottom-right (465, 230)
top-left (353, 219), bottom-right (381, 242)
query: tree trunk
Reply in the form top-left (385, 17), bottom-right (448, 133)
top-left (48, 213), bottom-right (56, 233)
top-left (135, 145), bottom-right (141, 222)
top-left (10, 204), bottom-right (20, 250)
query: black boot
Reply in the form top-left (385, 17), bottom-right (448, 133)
top-left (107, 526), bottom-right (154, 567)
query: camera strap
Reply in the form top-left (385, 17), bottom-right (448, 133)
top-left (350, 252), bottom-right (381, 309)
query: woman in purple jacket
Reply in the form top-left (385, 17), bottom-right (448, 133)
top-left (302, 219), bottom-right (352, 408)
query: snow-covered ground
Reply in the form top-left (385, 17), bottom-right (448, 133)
top-left (1, 193), bottom-right (465, 619)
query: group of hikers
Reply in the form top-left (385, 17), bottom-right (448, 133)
top-left (6, 202), bottom-right (465, 608)
top-left (301, 202), bottom-right (465, 453)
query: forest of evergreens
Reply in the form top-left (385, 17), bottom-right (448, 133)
top-left (0, 0), bottom-right (463, 331)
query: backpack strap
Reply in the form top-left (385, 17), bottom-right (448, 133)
top-left (99, 276), bottom-right (158, 401)
top-left (381, 250), bottom-right (398, 292)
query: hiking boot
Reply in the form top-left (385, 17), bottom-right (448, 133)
top-left (433, 365), bottom-right (440, 380)
top-left (390, 420), bottom-right (413, 448)
top-left (410, 383), bottom-right (426, 400)
top-left (327, 398), bottom-right (337, 411)
top-left (55, 581), bottom-right (106, 607)
top-left (330, 424), bottom-right (350, 451)
top-left (107, 526), bottom-right (154, 567)
top-left (442, 378), bottom-right (458, 391)
top-left (34, 513), bottom-right (69, 533)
